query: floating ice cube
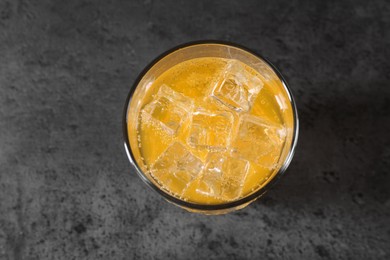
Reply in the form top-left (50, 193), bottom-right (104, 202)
top-left (151, 142), bottom-right (203, 195)
top-left (196, 153), bottom-right (250, 201)
top-left (187, 108), bottom-right (234, 151)
top-left (231, 114), bottom-right (286, 166)
top-left (142, 85), bottom-right (194, 135)
top-left (210, 60), bottom-right (264, 112)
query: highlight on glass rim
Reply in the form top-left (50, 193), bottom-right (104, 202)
top-left (123, 42), bottom-right (298, 214)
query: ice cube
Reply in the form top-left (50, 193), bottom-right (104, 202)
top-left (231, 114), bottom-right (286, 166)
top-left (210, 60), bottom-right (264, 112)
top-left (151, 142), bottom-right (203, 195)
top-left (142, 85), bottom-right (194, 135)
top-left (196, 153), bottom-right (250, 201)
top-left (187, 108), bottom-right (234, 151)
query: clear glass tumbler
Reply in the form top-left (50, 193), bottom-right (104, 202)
top-left (123, 41), bottom-right (299, 214)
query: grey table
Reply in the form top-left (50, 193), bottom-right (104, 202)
top-left (0, 0), bottom-right (389, 259)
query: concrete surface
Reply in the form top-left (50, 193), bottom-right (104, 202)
top-left (0, 0), bottom-right (389, 259)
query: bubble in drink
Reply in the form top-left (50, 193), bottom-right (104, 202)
top-left (142, 85), bottom-right (194, 135)
top-left (210, 60), bottom-right (264, 112)
top-left (151, 142), bottom-right (203, 195)
top-left (187, 108), bottom-right (234, 151)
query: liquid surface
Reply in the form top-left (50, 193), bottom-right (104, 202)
top-left (129, 57), bottom-right (293, 204)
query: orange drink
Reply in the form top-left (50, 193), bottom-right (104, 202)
top-left (124, 42), bottom-right (298, 214)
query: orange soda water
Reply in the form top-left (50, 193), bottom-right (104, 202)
top-left (128, 57), bottom-right (294, 204)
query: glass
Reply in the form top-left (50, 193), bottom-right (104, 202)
top-left (123, 41), bottom-right (299, 214)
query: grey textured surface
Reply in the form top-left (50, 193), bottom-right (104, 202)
top-left (0, 0), bottom-right (389, 259)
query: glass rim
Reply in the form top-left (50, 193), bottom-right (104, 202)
top-left (122, 40), bottom-right (299, 211)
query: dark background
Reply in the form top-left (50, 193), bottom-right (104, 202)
top-left (0, 0), bottom-right (389, 259)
